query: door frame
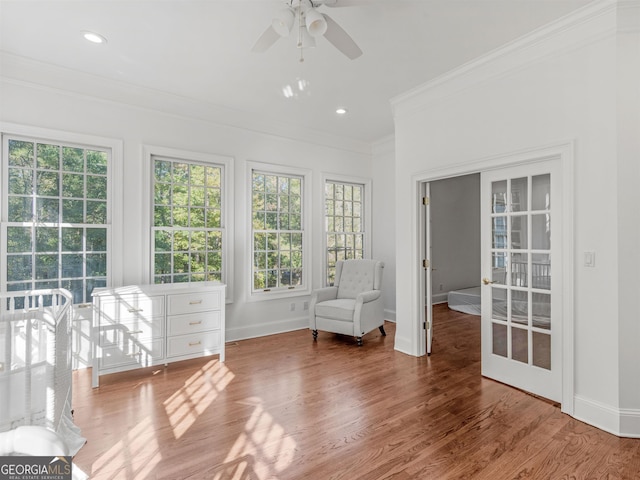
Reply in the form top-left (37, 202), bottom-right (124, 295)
top-left (412, 141), bottom-right (575, 415)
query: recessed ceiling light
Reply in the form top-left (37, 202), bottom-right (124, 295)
top-left (82, 31), bottom-right (107, 44)
top-left (336, 107), bottom-right (348, 115)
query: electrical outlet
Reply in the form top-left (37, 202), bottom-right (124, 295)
top-left (290, 302), bottom-right (295, 311)
top-left (303, 301), bottom-right (309, 311)
top-left (439, 284), bottom-right (443, 291)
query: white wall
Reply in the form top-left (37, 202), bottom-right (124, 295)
top-left (372, 137), bottom-right (396, 321)
top-left (615, 1), bottom-right (640, 434)
top-left (0, 77), bottom-right (377, 342)
top-left (392, 0), bottom-right (640, 436)
top-left (430, 174), bottom-right (480, 303)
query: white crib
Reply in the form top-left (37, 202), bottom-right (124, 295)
top-left (0, 289), bottom-right (74, 436)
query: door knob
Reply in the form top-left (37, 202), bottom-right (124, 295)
top-left (482, 278), bottom-right (496, 285)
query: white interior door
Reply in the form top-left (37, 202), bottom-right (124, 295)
top-left (481, 160), bottom-right (562, 403)
top-left (418, 182), bottom-right (434, 356)
top-left (424, 183), bottom-right (433, 355)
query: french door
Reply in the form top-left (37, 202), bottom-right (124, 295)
top-left (423, 182), bottom-right (433, 355)
top-left (481, 160), bottom-right (562, 402)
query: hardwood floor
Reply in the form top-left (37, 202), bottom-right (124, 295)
top-left (72, 304), bottom-right (640, 479)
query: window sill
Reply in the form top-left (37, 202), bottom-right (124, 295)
top-left (247, 287), bottom-right (311, 303)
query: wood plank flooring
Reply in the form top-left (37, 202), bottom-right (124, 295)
top-left (72, 304), bottom-right (640, 479)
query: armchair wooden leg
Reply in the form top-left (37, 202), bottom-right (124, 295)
top-left (356, 337), bottom-right (363, 347)
top-left (379, 325), bottom-right (386, 336)
top-left (312, 329), bottom-right (318, 341)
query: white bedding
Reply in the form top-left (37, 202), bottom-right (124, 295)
top-left (447, 287), bottom-right (482, 316)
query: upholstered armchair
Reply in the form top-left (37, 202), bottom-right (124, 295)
top-left (309, 259), bottom-right (385, 346)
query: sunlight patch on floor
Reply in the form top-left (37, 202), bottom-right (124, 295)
top-left (213, 396), bottom-right (296, 480)
top-left (90, 416), bottom-right (161, 480)
top-left (163, 359), bottom-right (234, 439)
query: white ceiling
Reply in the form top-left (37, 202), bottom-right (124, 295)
top-left (0, 0), bottom-right (591, 145)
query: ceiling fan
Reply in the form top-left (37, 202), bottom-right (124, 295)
top-left (251, 0), bottom-right (362, 61)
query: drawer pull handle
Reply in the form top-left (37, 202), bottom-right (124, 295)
top-left (128, 308), bottom-right (144, 313)
top-left (189, 321), bottom-right (202, 326)
top-left (77, 303), bottom-right (92, 309)
top-left (129, 330), bottom-right (144, 334)
top-left (189, 300), bottom-right (203, 305)
top-left (126, 352), bottom-right (141, 357)
top-left (189, 341), bottom-right (201, 347)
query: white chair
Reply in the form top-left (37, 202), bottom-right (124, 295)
top-left (309, 259), bottom-right (385, 346)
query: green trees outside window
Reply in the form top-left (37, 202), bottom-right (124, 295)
top-left (152, 158), bottom-right (224, 284)
top-left (252, 171), bottom-right (303, 291)
top-left (4, 138), bottom-right (109, 303)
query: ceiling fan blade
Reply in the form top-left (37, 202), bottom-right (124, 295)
top-left (251, 25), bottom-right (281, 53)
top-left (322, 13), bottom-right (362, 59)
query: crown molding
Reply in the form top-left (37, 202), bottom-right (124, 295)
top-left (390, 0), bottom-right (618, 118)
top-left (0, 52), bottom-right (373, 156)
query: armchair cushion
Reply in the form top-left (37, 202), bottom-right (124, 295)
top-left (315, 299), bottom-right (356, 322)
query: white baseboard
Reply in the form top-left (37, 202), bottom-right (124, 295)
top-left (393, 334), bottom-right (415, 356)
top-left (384, 309), bottom-right (396, 322)
top-left (619, 408), bottom-right (640, 438)
top-left (573, 395), bottom-right (640, 438)
top-left (432, 293), bottom-right (448, 304)
top-left (226, 316), bottom-right (308, 343)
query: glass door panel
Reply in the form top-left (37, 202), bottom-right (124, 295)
top-left (492, 180), bottom-right (507, 213)
top-left (511, 290), bottom-right (529, 326)
top-left (511, 177), bottom-right (528, 212)
top-left (532, 174), bottom-right (551, 210)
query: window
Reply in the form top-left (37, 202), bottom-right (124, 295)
top-left (251, 168), bottom-right (306, 294)
top-left (324, 180), bottom-right (366, 285)
top-left (151, 156), bottom-right (226, 284)
top-left (2, 136), bottom-right (110, 303)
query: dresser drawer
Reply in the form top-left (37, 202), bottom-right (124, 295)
top-left (99, 338), bottom-right (164, 369)
top-left (167, 291), bottom-right (221, 316)
top-left (98, 319), bottom-right (164, 347)
top-left (99, 295), bottom-right (164, 323)
top-left (167, 311), bottom-right (221, 336)
top-left (166, 331), bottom-right (221, 358)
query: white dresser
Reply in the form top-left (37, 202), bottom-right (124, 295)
top-left (92, 282), bottom-right (225, 387)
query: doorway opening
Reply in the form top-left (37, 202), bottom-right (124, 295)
top-left (423, 174), bottom-right (481, 355)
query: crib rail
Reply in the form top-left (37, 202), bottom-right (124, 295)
top-left (0, 288), bottom-right (73, 433)
top-left (1, 288), bottom-right (73, 317)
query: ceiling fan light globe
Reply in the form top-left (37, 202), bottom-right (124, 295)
top-left (305, 9), bottom-right (327, 37)
top-left (272, 8), bottom-right (295, 37)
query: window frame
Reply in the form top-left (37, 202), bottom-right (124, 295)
top-left (321, 173), bottom-right (372, 287)
top-left (1, 124), bottom-right (123, 298)
top-left (143, 146), bottom-right (234, 303)
top-left (248, 161), bottom-right (312, 301)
